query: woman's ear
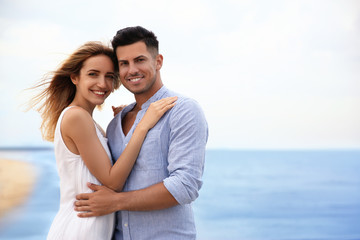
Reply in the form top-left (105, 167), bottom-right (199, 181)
top-left (70, 74), bottom-right (79, 85)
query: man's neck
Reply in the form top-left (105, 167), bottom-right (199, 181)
top-left (134, 83), bottom-right (163, 109)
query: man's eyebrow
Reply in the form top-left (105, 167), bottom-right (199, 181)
top-left (134, 55), bottom-right (147, 59)
top-left (118, 55), bottom-right (147, 62)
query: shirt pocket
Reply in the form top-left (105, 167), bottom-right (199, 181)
top-left (134, 130), bottom-right (162, 170)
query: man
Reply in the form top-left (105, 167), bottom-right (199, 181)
top-left (75, 26), bottom-right (208, 240)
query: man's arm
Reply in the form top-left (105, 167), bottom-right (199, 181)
top-left (75, 182), bottom-right (178, 217)
top-left (163, 98), bottom-right (208, 205)
top-left (75, 97), bottom-right (208, 217)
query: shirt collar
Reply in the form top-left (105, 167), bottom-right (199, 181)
top-left (121, 102), bottom-right (136, 118)
top-left (141, 86), bottom-right (168, 109)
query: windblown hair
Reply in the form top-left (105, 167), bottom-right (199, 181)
top-left (111, 26), bottom-right (159, 57)
top-left (28, 41), bottom-right (120, 142)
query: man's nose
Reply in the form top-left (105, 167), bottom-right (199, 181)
top-left (128, 62), bottom-right (139, 75)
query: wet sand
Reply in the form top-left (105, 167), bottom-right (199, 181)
top-left (0, 159), bottom-right (36, 217)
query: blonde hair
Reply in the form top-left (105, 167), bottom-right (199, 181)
top-left (28, 41), bottom-right (120, 142)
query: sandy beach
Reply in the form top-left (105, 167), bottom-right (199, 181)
top-left (0, 159), bottom-right (37, 217)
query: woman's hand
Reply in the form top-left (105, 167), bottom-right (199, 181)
top-left (138, 96), bottom-right (177, 130)
top-left (112, 104), bottom-right (127, 117)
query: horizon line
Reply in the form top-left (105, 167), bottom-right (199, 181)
top-left (0, 146), bottom-right (359, 152)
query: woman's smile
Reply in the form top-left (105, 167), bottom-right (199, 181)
top-left (91, 90), bottom-right (107, 97)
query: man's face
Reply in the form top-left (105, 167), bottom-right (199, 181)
top-left (116, 41), bottom-right (163, 97)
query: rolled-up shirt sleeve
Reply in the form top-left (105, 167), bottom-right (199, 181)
top-left (163, 98), bottom-right (208, 205)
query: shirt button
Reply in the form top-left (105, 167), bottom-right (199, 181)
top-left (124, 223), bottom-right (128, 227)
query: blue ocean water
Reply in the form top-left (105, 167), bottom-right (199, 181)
top-left (0, 149), bottom-right (360, 240)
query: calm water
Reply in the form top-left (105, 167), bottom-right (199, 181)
top-left (0, 149), bottom-right (360, 240)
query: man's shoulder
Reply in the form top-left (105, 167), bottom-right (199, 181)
top-left (164, 89), bottom-right (208, 136)
top-left (163, 89), bottom-right (200, 108)
top-left (106, 109), bottom-right (124, 135)
top-left (107, 103), bottom-right (136, 130)
top-left (163, 90), bottom-right (206, 124)
top-left (108, 112), bottom-right (121, 128)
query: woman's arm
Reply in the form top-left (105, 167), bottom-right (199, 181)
top-left (62, 96), bottom-right (177, 192)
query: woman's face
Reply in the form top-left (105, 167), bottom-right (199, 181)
top-left (71, 54), bottom-right (115, 111)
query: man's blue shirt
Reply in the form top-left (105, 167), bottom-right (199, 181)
top-left (106, 86), bottom-right (208, 240)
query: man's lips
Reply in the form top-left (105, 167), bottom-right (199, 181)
top-left (127, 76), bottom-right (143, 84)
top-left (129, 77), bottom-right (142, 82)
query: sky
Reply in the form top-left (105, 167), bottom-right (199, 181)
top-left (0, 0), bottom-right (359, 149)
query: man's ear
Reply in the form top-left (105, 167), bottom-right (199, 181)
top-left (155, 54), bottom-right (163, 71)
top-left (70, 74), bottom-right (79, 85)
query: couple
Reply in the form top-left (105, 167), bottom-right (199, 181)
top-left (30, 26), bottom-right (208, 240)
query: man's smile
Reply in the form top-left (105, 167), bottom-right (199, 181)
top-left (129, 77), bottom-right (142, 83)
top-left (126, 75), bottom-right (144, 84)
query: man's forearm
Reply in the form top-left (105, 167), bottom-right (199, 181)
top-left (116, 182), bottom-right (179, 211)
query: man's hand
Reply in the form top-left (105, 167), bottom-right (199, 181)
top-left (75, 182), bottom-right (178, 216)
top-left (74, 182), bottom-right (119, 218)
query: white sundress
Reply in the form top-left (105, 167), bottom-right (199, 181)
top-left (47, 107), bottom-right (114, 240)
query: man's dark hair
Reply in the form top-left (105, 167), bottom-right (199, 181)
top-left (111, 26), bottom-right (159, 56)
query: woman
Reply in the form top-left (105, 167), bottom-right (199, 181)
top-left (29, 42), bottom-right (176, 240)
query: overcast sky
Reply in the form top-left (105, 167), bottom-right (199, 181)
top-left (0, 0), bottom-right (359, 149)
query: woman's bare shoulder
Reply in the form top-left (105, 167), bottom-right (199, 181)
top-left (61, 106), bottom-right (94, 131)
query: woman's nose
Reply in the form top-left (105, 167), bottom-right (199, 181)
top-left (97, 76), bottom-right (107, 88)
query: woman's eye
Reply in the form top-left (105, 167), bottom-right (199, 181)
top-left (88, 72), bottom-right (97, 76)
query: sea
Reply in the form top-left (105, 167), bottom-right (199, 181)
top-left (0, 149), bottom-right (359, 240)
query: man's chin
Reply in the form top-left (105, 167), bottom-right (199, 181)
top-left (125, 87), bottom-right (145, 95)
top-left (123, 84), bottom-right (149, 95)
